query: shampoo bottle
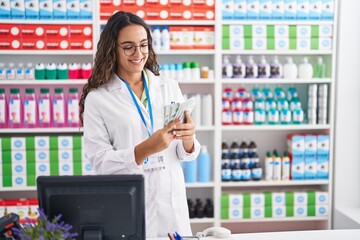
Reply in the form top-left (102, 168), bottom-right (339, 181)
top-left (233, 55), bottom-right (245, 78)
top-left (298, 57), bottom-right (313, 79)
top-left (314, 57), bottom-right (326, 78)
top-left (283, 57), bottom-right (298, 79)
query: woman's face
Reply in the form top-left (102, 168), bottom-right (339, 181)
top-left (116, 24), bottom-right (149, 77)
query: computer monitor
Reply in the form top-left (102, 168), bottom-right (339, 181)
top-left (37, 175), bottom-right (145, 240)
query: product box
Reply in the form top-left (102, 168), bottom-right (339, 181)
top-left (169, 0), bottom-right (192, 7)
top-left (12, 162), bottom-right (26, 175)
top-left (82, 161), bottom-right (94, 175)
top-left (0, 0), bottom-right (11, 19)
top-left (39, 0), bottom-right (53, 19)
top-left (69, 37), bottom-right (92, 50)
top-left (304, 155), bottom-right (317, 179)
top-left (253, 25), bottom-right (267, 37)
top-left (317, 37), bottom-right (332, 50)
top-left (0, 38), bottom-right (19, 49)
top-left (25, 0), bottom-right (39, 19)
top-left (318, 25), bottom-right (332, 37)
top-left (69, 25), bottom-right (92, 37)
top-left (222, 0), bottom-right (235, 19)
top-left (229, 37), bottom-right (244, 50)
top-left (169, 26), bottom-right (193, 49)
top-left (58, 136), bottom-right (74, 149)
top-left (294, 192), bottom-right (307, 205)
top-left (297, 38), bottom-right (310, 50)
top-left (305, 135), bottom-right (317, 156)
top-left (46, 38), bottom-right (69, 50)
top-left (229, 25), bottom-right (244, 38)
top-left (145, 0), bottom-right (169, 7)
top-left (21, 38), bottom-right (45, 49)
top-left (229, 193), bottom-right (243, 207)
top-left (272, 0), bottom-right (284, 19)
top-left (193, 0), bottom-right (215, 8)
top-left (168, 7), bottom-right (191, 20)
top-left (284, 0), bottom-right (297, 20)
top-left (11, 137), bottom-right (26, 151)
top-left (21, 25), bottom-right (45, 37)
top-left (229, 207), bottom-right (243, 219)
top-left (146, 7), bottom-right (169, 20)
top-left (317, 135), bottom-right (329, 156)
top-left (53, 0), bottom-right (67, 19)
top-left (297, 25), bottom-right (311, 38)
top-left (36, 162), bottom-right (50, 176)
top-left (79, 0), bottom-right (92, 19)
top-left (35, 149), bottom-right (50, 162)
top-left (5, 199), bottom-right (29, 219)
top-left (315, 191), bottom-right (329, 205)
top-left (121, 6), bottom-right (145, 19)
top-left (253, 37), bottom-right (266, 50)
top-left (247, 0), bottom-right (259, 19)
top-left (273, 25), bottom-right (289, 37)
top-left (272, 192), bottom-right (286, 206)
top-left (11, 151), bottom-right (27, 164)
top-left (0, 24), bottom-right (21, 37)
top-left (12, 175), bottom-right (27, 187)
top-left (294, 205), bottom-right (307, 217)
top-left (259, 0), bottom-right (271, 19)
top-left (297, 0), bottom-right (309, 20)
top-left (275, 37), bottom-right (289, 50)
top-left (321, 0), bottom-right (333, 20)
top-left (34, 136), bottom-right (50, 150)
top-left (123, 0), bottom-right (145, 7)
top-left (268, 205), bottom-right (286, 218)
top-left (192, 7), bottom-right (215, 20)
top-left (193, 26), bottom-right (215, 49)
top-left (27, 199), bottom-right (39, 220)
top-left (287, 134), bottom-right (305, 156)
top-left (251, 207), bottom-right (264, 219)
top-left (251, 193), bottom-right (265, 207)
top-left (58, 149), bottom-right (73, 162)
top-left (317, 155), bottom-right (329, 179)
top-left (234, 0), bottom-right (247, 19)
top-left (11, 0), bottom-right (26, 19)
top-left (59, 161), bottom-right (73, 176)
top-left (316, 205), bottom-right (328, 216)
top-left (44, 25), bottom-right (69, 39)
top-left (309, 0), bottom-right (321, 19)
top-left (67, 0), bottom-right (80, 19)
top-left (290, 153), bottom-right (305, 180)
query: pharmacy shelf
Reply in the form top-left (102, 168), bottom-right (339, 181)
top-left (0, 20), bottom-right (93, 25)
top-left (221, 50), bottom-right (333, 55)
top-left (0, 80), bottom-right (87, 85)
top-left (100, 20), bottom-right (216, 26)
top-left (221, 124), bottom-right (331, 131)
top-left (220, 217), bottom-right (329, 224)
top-left (196, 126), bottom-right (215, 131)
top-left (0, 128), bottom-right (83, 134)
top-left (222, 20), bottom-right (334, 25)
top-left (0, 50), bottom-right (93, 55)
top-left (178, 79), bottom-right (215, 84)
top-left (221, 78), bottom-right (332, 84)
top-left (0, 187), bottom-right (36, 192)
top-left (190, 218), bottom-right (215, 224)
top-left (221, 180), bottom-right (329, 188)
top-left (156, 50), bottom-right (216, 55)
top-left (186, 182), bottom-right (215, 188)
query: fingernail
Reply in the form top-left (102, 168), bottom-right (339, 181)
top-left (177, 118), bottom-right (181, 122)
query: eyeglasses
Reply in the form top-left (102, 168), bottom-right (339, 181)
top-left (117, 44), bottom-right (149, 56)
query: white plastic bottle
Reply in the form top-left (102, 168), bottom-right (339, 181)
top-left (152, 26), bottom-right (161, 52)
top-left (283, 57), bottom-right (298, 79)
top-left (222, 56), bottom-right (233, 78)
top-left (201, 94), bottom-right (213, 126)
top-left (298, 57), bottom-right (313, 79)
top-left (245, 56), bottom-right (258, 78)
top-left (25, 63), bottom-right (35, 80)
top-left (16, 63), bottom-right (25, 80)
top-left (0, 63), bottom-right (6, 80)
top-left (270, 56), bottom-right (283, 78)
top-left (161, 26), bottom-right (170, 50)
top-left (257, 55), bottom-right (270, 78)
top-left (233, 55), bottom-right (245, 78)
top-left (6, 63), bottom-right (16, 80)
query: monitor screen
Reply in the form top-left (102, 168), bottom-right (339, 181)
top-left (37, 175), bottom-right (145, 240)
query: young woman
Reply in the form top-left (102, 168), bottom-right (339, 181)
top-left (79, 11), bottom-right (200, 237)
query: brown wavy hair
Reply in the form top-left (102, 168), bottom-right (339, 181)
top-left (79, 11), bottom-right (160, 126)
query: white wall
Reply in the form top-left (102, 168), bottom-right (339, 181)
top-left (334, 0), bottom-right (360, 228)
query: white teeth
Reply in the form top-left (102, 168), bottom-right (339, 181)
top-left (131, 60), bottom-right (142, 63)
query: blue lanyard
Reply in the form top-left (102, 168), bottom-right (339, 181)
top-left (119, 72), bottom-right (153, 137)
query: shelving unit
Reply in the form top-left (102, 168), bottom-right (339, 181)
top-left (0, 0), bottom-right (339, 235)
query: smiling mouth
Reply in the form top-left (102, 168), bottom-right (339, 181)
top-left (129, 59), bottom-right (143, 64)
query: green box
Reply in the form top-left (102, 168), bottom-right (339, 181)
top-left (221, 208), bottom-right (229, 219)
top-left (311, 37), bottom-right (319, 49)
top-left (267, 37), bottom-right (275, 50)
top-left (222, 25), bottom-right (230, 38)
top-left (1, 137), bottom-right (11, 151)
top-left (289, 38), bottom-right (297, 50)
top-left (307, 191), bottom-right (316, 206)
top-left (307, 205), bottom-right (316, 217)
top-left (244, 25), bottom-right (252, 38)
top-left (286, 191), bottom-right (294, 206)
top-left (311, 25), bottom-right (319, 38)
top-left (267, 25), bottom-right (275, 38)
top-left (286, 206), bottom-right (294, 217)
top-left (222, 37), bottom-right (230, 50)
top-left (265, 206), bottom-right (272, 218)
top-left (244, 38), bottom-right (252, 50)
top-left (264, 192), bottom-right (272, 207)
top-left (221, 194), bottom-right (229, 208)
top-left (289, 25), bottom-right (297, 38)
top-left (243, 207), bottom-right (251, 219)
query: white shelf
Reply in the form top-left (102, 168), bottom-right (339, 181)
top-left (222, 78), bottom-right (332, 84)
top-left (221, 124), bottom-right (331, 131)
top-left (0, 19), bottom-right (93, 24)
top-left (222, 50), bottom-right (333, 55)
top-left (221, 217), bottom-right (329, 224)
top-left (177, 79), bottom-right (215, 84)
top-left (0, 50), bottom-right (93, 55)
top-left (222, 20), bottom-right (334, 25)
top-left (100, 20), bottom-right (216, 26)
top-left (0, 80), bottom-right (88, 85)
top-left (186, 182), bottom-right (215, 188)
top-left (156, 50), bottom-right (216, 55)
top-left (196, 126), bottom-right (215, 131)
top-left (0, 128), bottom-right (83, 134)
top-left (0, 187), bottom-right (36, 192)
top-left (190, 218), bottom-right (215, 224)
top-left (221, 180), bottom-right (329, 187)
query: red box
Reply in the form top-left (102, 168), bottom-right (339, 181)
top-left (22, 38), bottom-right (45, 50)
top-left (100, 5), bottom-right (123, 20)
top-left (0, 38), bottom-right (21, 50)
top-left (193, 0), bottom-right (214, 8)
top-left (145, 7), bottom-right (169, 20)
top-left (123, 0), bottom-right (145, 7)
top-left (44, 25), bottom-right (69, 39)
top-left (192, 7), bottom-right (215, 20)
top-left (46, 39), bottom-right (69, 50)
top-left (145, 0), bottom-right (169, 7)
top-left (21, 25), bottom-right (45, 38)
top-left (169, 0), bottom-right (192, 7)
top-left (100, 0), bottom-right (121, 7)
top-left (0, 24), bottom-right (21, 37)
top-left (122, 6), bottom-right (146, 19)
top-left (169, 26), bottom-right (193, 49)
top-left (69, 25), bottom-right (92, 38)
top-left (69, 38), bottom-right (93, 50)
top-left (168, 7), bottom-right (192, 20)
top-left (193, 26), bottom-right (215, 49)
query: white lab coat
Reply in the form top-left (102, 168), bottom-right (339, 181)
top-left (83, 69), bottom-right (201, 237)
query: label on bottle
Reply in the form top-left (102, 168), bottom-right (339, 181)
top-left (68, 99), bottom-right (79, 124)
top-left (0, 69), bottom-right (6, 79)
top-left (9, 99), bottom-right (21, 123)
top-left (24, 99), bottom-right (36, 124)
top-left (39, 99), bottom-right (51, 123)
top-left (0, 99), bottom-right (5, 123)
top-left (53, 99), bottom-right (65, 124)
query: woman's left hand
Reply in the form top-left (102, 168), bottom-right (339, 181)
top-left (173, 111), bottom-right (195, 153)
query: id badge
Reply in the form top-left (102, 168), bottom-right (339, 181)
top-left (143, 154), bottom-right (166, 172)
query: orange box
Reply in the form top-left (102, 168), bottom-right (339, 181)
top-left (145, 7), bottom-right (169, 20)
top-left (0, 24), bottom-right (21, 37)
top-left (100, 0), bottom-right (121, 7)
top-left (168, 7), bottom-right (192, 20)
top-left (123, 6), bottom-right (146, 19)
top-left (192, 7), bottom-right (215, 20)
top-left (123, 0), bottom-right (145, 7)
top-left (44, 25), bottom-right (69, 39)
top-left (145, 0), bottom-right (169, 7)
top-left (69, 25), bottom-right (92, 38)
top-left (22, 38), bottom-right (45, 50)
top-left (69, 38), bottom-right (93, 50)
top-left (0, 38), bottom-right (21, 50)
top-left (21, 25), bottom-right (45, 38)
top-left (193, 0), bottom-right (214, 8)
top-left (193, 26), bottom-right (215, 49)
top-left (169, 26), bottom-right (193, 49)
top-left (169, 0), bottom-right (192, 7)
top-left (46, 39), bottom-right (69, 50)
